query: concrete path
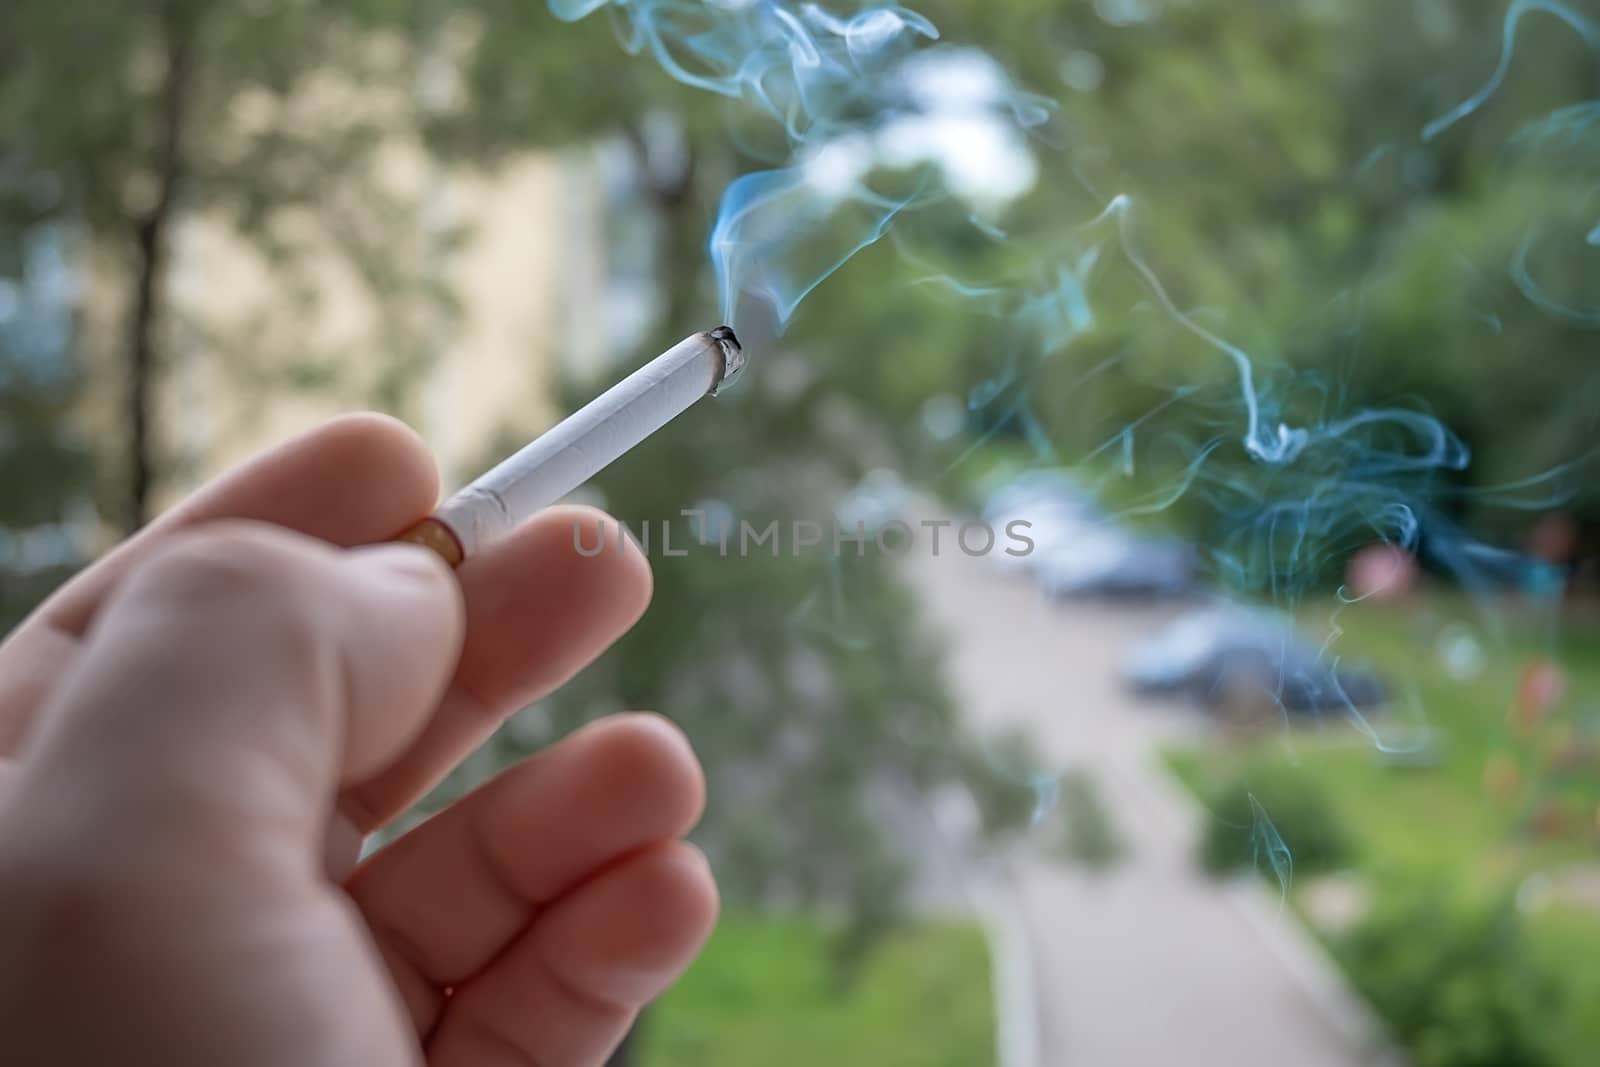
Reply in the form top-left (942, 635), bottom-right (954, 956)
top-left (899, 518), bottom-right (1402, 1067)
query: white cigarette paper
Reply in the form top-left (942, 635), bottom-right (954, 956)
top-left (435, 327), bottom-right (744, 558)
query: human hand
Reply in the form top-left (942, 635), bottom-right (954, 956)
top-left (0, 415), bottom-right (718, 1066)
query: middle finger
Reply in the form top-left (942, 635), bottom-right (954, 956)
top-left (344, 712), bottom-right (704, 1032)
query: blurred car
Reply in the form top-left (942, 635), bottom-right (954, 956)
top-left (980, 470), bottom-right (1101, 573)
top-left (1123, 603), bottom-right (1388, 713)
top-left (1034, 527), bottom-right (1196, 599)
top-left (981, 469), bottom-right (1098, 523)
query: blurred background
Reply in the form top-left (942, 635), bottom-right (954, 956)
top-left (3, 0), bottom-right (1599, 1064)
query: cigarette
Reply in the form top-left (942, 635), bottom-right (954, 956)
top-left (397, 326), bottom-right (744, 566)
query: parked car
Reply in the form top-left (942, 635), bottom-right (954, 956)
top-left (1123, 603), bottom-right (1388, 713)
top-left (981, 469), bottom-right (1198, 595)
top-left (981, 469), bottom-right (1098, 524)
top-left (1034, 527), bottom-right (1197, 599)
top-left (981, 470), bottom-right (1101, 573)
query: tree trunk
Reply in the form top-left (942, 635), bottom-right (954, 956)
top-left (654, 158), bottom-right (707, 338)
top-left (125, 5), bottom-right (196, 531)
top-left (622, 120), bottom-right (705, 339)
top-left (600, 129), bottom-right (711, 1067)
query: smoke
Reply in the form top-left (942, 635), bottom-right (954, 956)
top-left (1431, 3), bottom-right (1600, 324)
top-left (549, 0), bottom-right (1600, 876)
top-left (709, 165), bottom-right (909, 325)
top-left (1513, 228), bottom-right (1600, 325)
top-left (1421, 0), bottom-right (1599, 142)
top-left (1249, 794), bottom-right (1293, 903)
top-left (555, 0), bottom-right (1046, 325)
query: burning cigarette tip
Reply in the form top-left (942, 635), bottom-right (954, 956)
top-left (707, 324), bottom-right (746, 395)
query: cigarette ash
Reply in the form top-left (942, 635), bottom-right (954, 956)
top-left (707, 324), bottom-right (745, 395)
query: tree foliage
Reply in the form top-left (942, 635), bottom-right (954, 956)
top-left (1, 0), bottom-right (459, 527)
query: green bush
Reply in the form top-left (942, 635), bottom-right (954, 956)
top-left (1199, 763), bottom-right (1351, 880)
top-left (1056, 770), bottom-right (1122, 871)
top-left (960, 729), bottom-right (1055, 839)
top-left (1335, 891), bottom-right (1562, 1067)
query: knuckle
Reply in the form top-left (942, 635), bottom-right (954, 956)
top-left (127, 524), bottom-right (329, 662)
top-left (0, 840), bottom-right (134, 967)
top-left (137, 524), bottom-right (300, 605)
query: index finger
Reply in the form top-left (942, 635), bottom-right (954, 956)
top-left (46, 413), bottom-right (440, 635)
top-left (0, 413), bottom-right (439, 752)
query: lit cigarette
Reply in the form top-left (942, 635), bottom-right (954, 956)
top-left (398, 326), bottom-right (744, 566)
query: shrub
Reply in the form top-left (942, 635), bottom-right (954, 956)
top-left (960, 729), bottom-right (1054, 838)
top-left (1199, 763), bottom-right (1351, 880)
top-left (1056, 770), bottom-right (1122, 870)
top-left (1335, 891), bottom-right (1562, 1067)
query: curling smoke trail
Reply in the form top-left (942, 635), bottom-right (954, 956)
top-left (1249, 795), bottom-right (1293, 904)
top-left (1422, 0), bottom-right (1600, 142)
top-left (548, 0), bottom-right (1596, 536)
top-left (552, 0), bottom-right (1049, 326)
top-left (1430, 1), bottom-right (1600, 323)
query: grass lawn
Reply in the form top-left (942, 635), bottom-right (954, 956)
top-left (1164, 593), bottom-right (1600, 1064)
top-left (641, 914), bottom-right (995, 1067)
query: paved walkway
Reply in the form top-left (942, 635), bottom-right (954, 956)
top-left (899, 516), bottom-right (1402, 1067)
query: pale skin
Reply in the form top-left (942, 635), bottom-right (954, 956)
top-left (0, 414), bottom-right (719, 1066)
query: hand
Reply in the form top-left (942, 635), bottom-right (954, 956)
top-left (0, 415), bottom-right (718, 1067)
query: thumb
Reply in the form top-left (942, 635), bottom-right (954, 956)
top-left (14, 522), bottom-right (463, 868)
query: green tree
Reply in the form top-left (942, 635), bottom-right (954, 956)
top-left (0, 219), bottom-right (92, 628)
top-left (0, 0), bottom-right (456, 530)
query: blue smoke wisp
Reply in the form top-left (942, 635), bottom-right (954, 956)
top-left (1422, 0), bottom-right (1600, 142)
